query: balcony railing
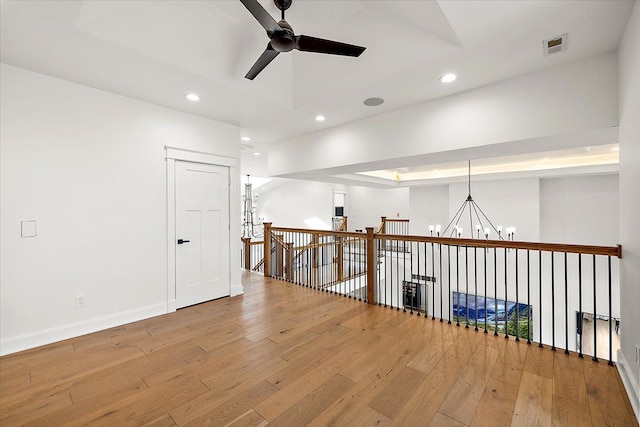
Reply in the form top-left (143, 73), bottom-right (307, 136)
top-left (258, 222), bottom-right (622, 365)
top-left (241, 237), bottom-right (265, 272)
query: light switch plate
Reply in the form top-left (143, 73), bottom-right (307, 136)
top-left (21, 220), bottom-right (37, 237)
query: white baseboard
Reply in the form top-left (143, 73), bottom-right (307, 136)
top-left (0, 302), bottom-right (168, 356)
top-left (230, 284), bottom-right (244, 297)
top-left (617, 349), bottom-right (640, 423)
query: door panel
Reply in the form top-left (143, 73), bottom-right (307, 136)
top-left (175, 161), bottom-right (230, 308)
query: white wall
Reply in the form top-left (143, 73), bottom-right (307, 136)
top-left (618, 0), bottom-right (640, 419)
top-left (0, 64), bottom-right (240, 355)
top-left (409, 185), bottom-right (449, 236)
top-left (541, 174), bottom-right (619, 246)
top-left (347, 186), bottom-right (410, 231)
top-left (269, 53), bottom-right (619, 178)
top-left (256, 179), bottom-right (409, 231)
top-left (257, 180), bottom-right (334, 230)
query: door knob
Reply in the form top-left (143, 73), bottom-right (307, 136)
top-left (177, 239), bottom-right (190, 244)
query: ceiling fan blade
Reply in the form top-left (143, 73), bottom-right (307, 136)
top-left (245, 43), bottom-right (280, 80)
top-left (240, 0), bottom-right (281, 35)
top-left (295, 35), bottom-right (366, 57)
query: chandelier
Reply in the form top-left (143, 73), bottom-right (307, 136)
top-left (429, 161), bottom-right (516, 240)
top-left (241, 175), bottom-right (264, 239)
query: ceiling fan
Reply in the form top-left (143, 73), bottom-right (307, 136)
top-left (240, 0), bottom-right (366, 80)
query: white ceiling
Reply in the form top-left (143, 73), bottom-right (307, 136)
top-left (1, 0), bottom-right (634, 183)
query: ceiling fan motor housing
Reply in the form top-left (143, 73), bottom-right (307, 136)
top-left (271, 20), bottom-right (295, 52)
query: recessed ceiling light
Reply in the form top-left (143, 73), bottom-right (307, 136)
top-left (253, 152), bottom-right (261, 156)
top-left (315, 115), bottom-right (326, 122)
top-left (611, 147), bottom-right (620, 152)
top-left (186, 93), bottom-right (200, 101)
top-left (364, 97), bottom-right (384, 107)
top-left (241, 136), bottom-right (251, 142)
top-left (542, 157), bottom-right (550, 161)
top-left (439, 73), bottom-right (457, 83)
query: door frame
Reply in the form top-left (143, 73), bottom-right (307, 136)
top-left (165, 146), bottom-right (241, 313)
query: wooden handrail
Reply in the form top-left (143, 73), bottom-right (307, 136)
top-left (375, 234), bottom-right (621, 258)
top-left (266, 225), bottom-right (620, 258)
top-left (383, 218), bottom-right (410, 223)
top-left (270, 226), bottom-right (367, 239)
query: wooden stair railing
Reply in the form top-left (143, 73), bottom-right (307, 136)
top-left (333, 216), bottom-right (348, 232)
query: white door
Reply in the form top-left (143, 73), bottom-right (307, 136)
top-left (175, 161), bottom-right (230, 308)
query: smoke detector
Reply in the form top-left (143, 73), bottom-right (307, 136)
top-left (543, 33), bottom-right (568, 56)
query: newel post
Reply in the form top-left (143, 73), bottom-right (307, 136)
top-left (366, 227), bottom-right (376, 304)
top-left (264, 222), bottom-right (272, 277)
top-left (242, 238), bottom-right (251, 270)
top-left (285, 242), bottom-right (293, 281)
top-left (275, 234), bottom-right (284, 277)
top-left (380, 216), bottom-right (387, 234)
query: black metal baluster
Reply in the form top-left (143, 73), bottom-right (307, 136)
top-left (377, 239), bottom-right (382, 305)
top-left (484, 245), bottom-right (488, 334)
top-left (539, 251), bottom-right (543, 348)
top-left (353, 237), bottom-right (360, 301)
top-left (608, 256), bottom-right (613, 366)
top-left (415, 241), bottom-right (420, 316)
top-left (425, 241), bottom-right (429, 318)
top-left (527, 250), bottom-right (531, 344)
top-left (322, 234), bottom-right (325, 291)
top-left (474, 246), bottom-right (478, 331)
top-left (592, 254), bottom-right (598, 362)
top-left (397, 239), bottom-right (401, 311)
top-left (406, 240), bottom-right (412, 313)
top-left (465, 246), bottom-right (470, 329)
top-left (411, 242), bottom-right (416, 314)
top-left (448, 245), bottom-right (452, 324)
top-left (504, 248), bottom-right (509, 340)
top-left (564, 252), bottom-right (569, 354)
top-left (439, 241), bottom-right (443, 322)
top-left (494, 247), bottom-right (498, 336)
top-left (456, 245), bottom-right (460, 327)
top-left (390, 239), bottom-right (393, 309)
top-left (551, 252), bottom-right (556, 351)
top-left (305, 234), bottom-right (308, 287)
top-left (432, 240), bottom-right (436, 320)
top-left (578, 254), bottom-right (583, 358)
top-left (515, 249), bottom-right (519, 341)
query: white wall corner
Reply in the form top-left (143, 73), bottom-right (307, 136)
top-left (0, 302), bottom-right (168, 356)
top-left (617, 349), bottom-right (640, 422)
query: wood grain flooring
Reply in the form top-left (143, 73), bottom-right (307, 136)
top-left (1, 271), bottom-right (637, 426)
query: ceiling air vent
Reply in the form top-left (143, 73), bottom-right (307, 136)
top-left (543, 33), bottom-right (567, 56)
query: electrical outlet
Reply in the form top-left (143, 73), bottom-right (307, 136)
top-left (75, 295), bottom-right (85, 308)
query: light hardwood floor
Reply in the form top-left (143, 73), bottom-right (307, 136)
top-left (1, 271), bottom-right (637, 426)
